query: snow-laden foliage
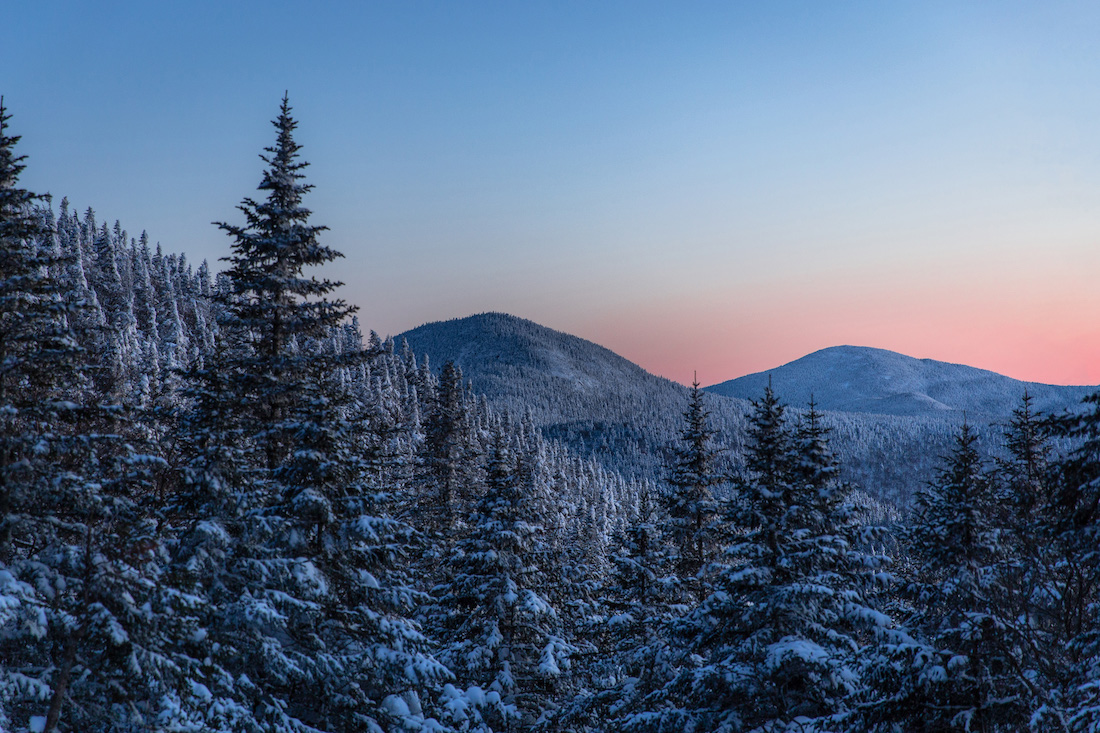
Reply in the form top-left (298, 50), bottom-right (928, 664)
top-left (627, 390), bottom-right (892, 733)
top-left (663, 379), bottom-right (722, 587)
top-left (6, 93), bottom-right (1100, 733)
top-left (0, 97), bottom-right (174, 733)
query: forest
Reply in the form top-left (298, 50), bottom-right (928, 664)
top-left (3, 96), bottom-right (1100, 733)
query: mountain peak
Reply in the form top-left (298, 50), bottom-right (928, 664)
top-left (705, 345), bottom-right (1094, 418)
top-left (398, 312), bottom-right (663, 395)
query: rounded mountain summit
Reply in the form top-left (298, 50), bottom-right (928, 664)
top-left (398, 314), bottom-right (1095, 420)
top-left (705, 344), bottom-right (1096, 419)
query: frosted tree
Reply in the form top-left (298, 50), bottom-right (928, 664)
top-left (859, 423), bottom-right (1030, 732)
top-left (160, 95), bottom-right (449, 732)
top-left (662, 378), bottom-right (721, 594)
top-left (419, 360), bottom-right (482, 541)
top-left (643, 388), bottom-right (889, 733)
top-left (1047, 391), bottom-right (1100, 731)
top-left (993, 392), bottom-right (1073, 727)
top-left (0, 98), bottom-right (171, 733)
top-left (435, 429), bottom-right (567, 732)
top-left (578, 484), bottom-right (680, 729)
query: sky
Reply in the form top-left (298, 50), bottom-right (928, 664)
top-left (5, 1), bottom-right (1100, 387)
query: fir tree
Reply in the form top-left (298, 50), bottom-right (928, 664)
top-left (863, 423), bottom-right (1028, 732)
top-left (165, 95), bottom-right (449, 732)
top-left (0, 97), bottom-right (170, 733)
top-left (994, 393), bottom-right (1072, 728)
top-left (420, 360), bottom-right (481, 540)
top-left (436, 429), bottom-right (566, 732)
top-left (582, 485), bottom-right (679, 729)
top-left (645, 389), bottom-right (888, 733)
top-left (1048, 391), bottom-right (1100, 731)
top-left (663, 378), bottom-right (721, 590)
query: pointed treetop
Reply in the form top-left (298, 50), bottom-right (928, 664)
top-left (217, 95), bottom-right (351, 314)
top-left (0, 99), bottom-right (45, 242)
top-left (1, 95), bottom-right (28, 191)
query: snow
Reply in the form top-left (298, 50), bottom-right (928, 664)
top-left (382, 694), bottom-right (410, 717)
top-left (766, 638), bottom-right (830, 670)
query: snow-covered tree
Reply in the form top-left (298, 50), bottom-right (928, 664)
top-left (1046, 391), bottom-right (1100, 732)
top-left (575, 484), bottom-right (680, 730)
top-left (859, 423), bottom-right (1032, 732)
top-left (418, 360), bottom-right (481, 542)
top-left (642, 388), bottom-right (889, 733)
top-left (160, 95), bottom-right (450, 732)
top-left (994, 393), bottom-right (1073, 728)
top-left (662, 378), bottom-right (721, 593)
top-left (0, 97), bottom-right (171, 733)
top-left (435, 429), bottom-right (569, 731)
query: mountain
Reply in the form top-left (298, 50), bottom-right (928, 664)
top-left (705, 345), bottom-right (1096, 419)
top-left (398, 313), bottom-right (706, 481)
top-left (396, 314), bottom-right (991, 510)
top-left (397, 312), bottom-right (681, 412)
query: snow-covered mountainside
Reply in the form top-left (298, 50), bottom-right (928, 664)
top-left (396, 314), bottom-right (1004, 508)
top-left (706, 345), bottom-right (1095, 419)
top-left (399, 312), bottom-right (710, 481)
top-left (399, 312), bottom-right (682, 411)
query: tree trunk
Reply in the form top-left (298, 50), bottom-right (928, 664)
top-left (43, 637), bottom-right (76, 733)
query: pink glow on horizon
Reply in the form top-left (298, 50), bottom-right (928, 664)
top-left (566, 269), bottom-right (1100, 390)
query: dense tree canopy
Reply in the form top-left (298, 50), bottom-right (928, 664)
top-left (3, 95), bottom-right (1100, 733)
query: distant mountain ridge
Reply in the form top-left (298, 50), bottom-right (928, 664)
top-left (399, 312), bottom-right (729, 482)
top-left (398, 312), bottom-right (675, 407)
top-left (396, 313), bottom-right (1063, 509)
top-left (705, 345), bottom-right (1096, 419)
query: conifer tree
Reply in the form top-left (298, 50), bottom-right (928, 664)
top-left (436, 429), bottom-right (567, 732)
top-left (164, 95), bottom-right (448, 732)
top-left (663, 378), bottom-right (720, 590)
top-left (1047, 392), bottom-right (1100, 731)
top-left (583, 484), bottom-right (679, 728)
top-left (862, 423), bottom-right (1028, 732)
top-left (646, 388), bottom-right (888, 733)
top-left (420, 360), bottom-right (481, 540)
top-left (0, 98), bottom-right (169, 733)
top-left (0, 97), bottom-right (66, 564)
top-left (993, 393), bottom-right (1073, 728)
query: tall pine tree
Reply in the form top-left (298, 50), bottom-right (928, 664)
top-left (861, 423), bottom-right (1027, 732)
top-left (663, 378), bottom-right (721, 592)
top-left (645, 389), bottom-right (889, 733)
top-left (163, 96), bottom-right (449, 732)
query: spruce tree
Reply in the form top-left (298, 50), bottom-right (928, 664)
top-left (0, 96), bottom-right (67, 565)
top-left (164, 95), bottom-right (448, 732)
top-left (863, 423), bottom-right (1027, 732)
top-left (586, 484), bottom-right (679, 729)
top-left (1047, 391), bottom-right (1100, 731)
top-left (436, 429), bottom-right (566, 732)
top-left (647, 389), bottom-right (888, 733)
top-left (0, 98), bottom-right (169, 733)
top-left (419, 360), bottom-right (481, 541)
top-left (663, 378), bottom-right (721, 591)
top-left (995, 393), bottom-right (1071, 728)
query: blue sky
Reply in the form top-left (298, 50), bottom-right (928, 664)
top-left (7, 1), bottom-right (1100, 385)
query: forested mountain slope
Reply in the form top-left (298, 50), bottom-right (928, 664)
top-left (706, 344), bottom-right (1095, 418)
top-left (401, 313), bottom-right (731, 475)
top-left (398, 313), bottom-right (989, 507)
top-left (28, 206), bottom-right (644, 551)
top-left (399, 312), bottom-right (708, 476)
